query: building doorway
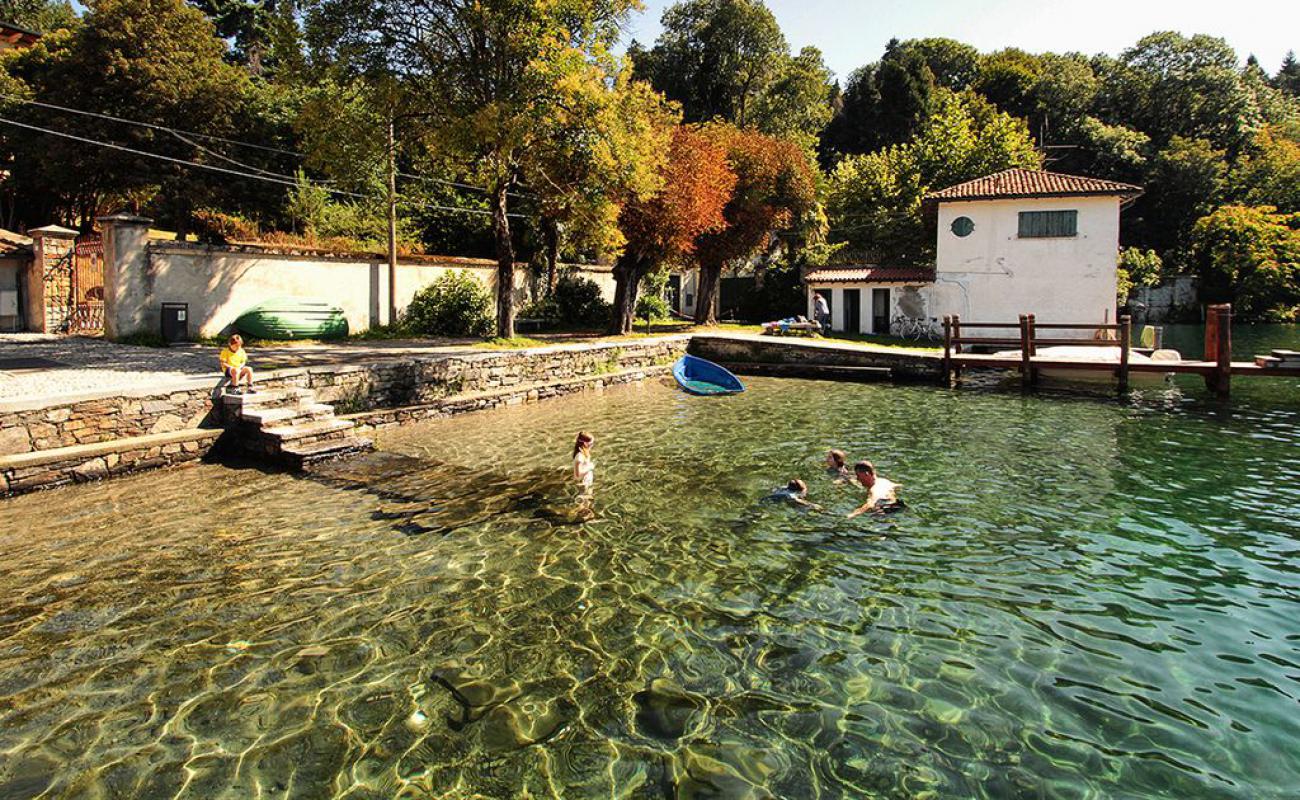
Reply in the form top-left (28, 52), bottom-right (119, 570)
top-left (843, 289), bottom-right (861, 334)
top-left (871, 288), bottom-right (890, 334)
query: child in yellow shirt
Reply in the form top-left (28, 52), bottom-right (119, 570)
top-left (219, 334), bottom-right (256, 395)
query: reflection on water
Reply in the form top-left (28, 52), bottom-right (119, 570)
top-left (1, 374), bottom-right (1299, 798)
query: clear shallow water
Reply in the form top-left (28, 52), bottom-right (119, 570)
top-left (1, 363), bottom-right (1299, 798)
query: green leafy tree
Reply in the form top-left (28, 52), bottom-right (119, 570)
top-left (1189, 205), bottom-right (1300, 321)
top-left (1132, 136), bottom-right (1228, 260)
top-left (1117, 247), bottom-right (1162, 303)
top-left (826, 90), bottom-right (1041, 264)
top-left (895, 37), bottom-right (979, 91)
top-left (1276, 51), bottom-right (1300, 97)
top-left (0, 0), bottom-right (249, 229)
top-left (304, 0), bottom-right (640, 338)
top-left (822, 38), bottom-right (935, 160)
top-left (1231, 124), bottom-right (1300, 212)
top-left (1, 0), bottom-right (78, 32)
top-left (636, 0), bottom-right (785, 127)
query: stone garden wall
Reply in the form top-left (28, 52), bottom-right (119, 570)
top-left (687, 334), bottom-right (942, 381)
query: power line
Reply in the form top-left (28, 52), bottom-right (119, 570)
top-left (0, 92), bottom-right (533, 199)
top-left (0, 116), bottom-right (529, 219)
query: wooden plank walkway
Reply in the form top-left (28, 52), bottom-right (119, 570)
top-left (942, 305), bottom-right (1297, 397)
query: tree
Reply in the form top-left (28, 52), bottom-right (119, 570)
top-left (821, 39), bottom-right (935, 160)
top-left (1132, 136), bottom-right (1228, 259)
top-left (523, 58), bottom-right (678, 295)
top-left (608, 125), bottom-right (735, 333)
top-left (304, 0), bottom-right (639, 338)
top-left (0, 0), bottom-right (249, 229)
top-left (636, 0), bottom-right (786, 128)
top-left (1117, 247), bottom-right (1162, 304)
top-left (1277, 51), bottom-right (1300, 98)
top-left (1231, 124), bottom-right (1300, 213)
top-left (692, 123), bottom-right (817, 324)
top-left (747, 45), bottom-right (834, 149)
top-left (1103, 32), bottom-right (1262, 153)
top-left (1190, 205), bottom-right (1300, 321)
top-left (1, 0), bottom-right (78, 32)
top-left (826, 89), bottom-right (1041, 264)
top-left (895, 37), bottom-right (979, 91)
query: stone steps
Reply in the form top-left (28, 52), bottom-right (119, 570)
top-left (223, 386), bottom-right (372, 467)
top-left (280, 436), bottom-right (375, 468)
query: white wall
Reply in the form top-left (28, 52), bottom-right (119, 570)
top-left (806, 284), bottom-right (933, 335)
top-left (932, 196), bottom-right (1121, 337)
top-left (116, 238), bottom-right (613, 338)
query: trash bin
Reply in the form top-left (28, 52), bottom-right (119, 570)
top-left (161, 302), bottom-right (189, 345)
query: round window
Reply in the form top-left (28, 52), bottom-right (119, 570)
top-left (951, 216), bottom-right (975, 237)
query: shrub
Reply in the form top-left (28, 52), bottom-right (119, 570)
top-left (553, 274), bottom-right (610, 326)
top-left (403, 271), bottom-right (494, 337)
top-left (635, 271), bottom-right (671, 325)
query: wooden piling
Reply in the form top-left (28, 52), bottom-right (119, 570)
top-left (942, 316), bottom-right (952, 385)
top-left (951, 314), bottom-right (962, 383)
top-left (1018, 314), bottom-right (1032, 388)
top-left (1026, 313), bottom-right (1039, 386)
top-left (1117, 314), bottom-right (1131, 394)
top-left (1214, 304), bottom-right (1232, 398)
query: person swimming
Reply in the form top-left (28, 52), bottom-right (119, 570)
top-left (763, 479), bottom-right (822, 511)
top-left (825, 449), bottom-right (851, 481)
top-left (847, 460), bottom-right (905, 518)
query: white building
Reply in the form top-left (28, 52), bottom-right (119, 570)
top-left (806, 168), bottom-right (1143, 338)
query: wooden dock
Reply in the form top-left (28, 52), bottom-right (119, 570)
top-left (941, 305), bottom-right (1300, 397)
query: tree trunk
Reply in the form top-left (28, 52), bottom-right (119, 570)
top-left (492, 178), bottom-right (515, 339)
top-left (543, 216), bottom-right (560, 295)
top-left (608, 255), bottom-right (644, 335)
top-left (694, 263), bottom-right (721, 325)
top-left (386, 117), bottom-right (398, 327)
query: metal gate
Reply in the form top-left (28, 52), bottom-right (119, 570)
top-left (44, 236), bottom-right (104, 334)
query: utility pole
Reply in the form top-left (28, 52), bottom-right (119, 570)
top-left (386, 114), bottom-right (398, 327)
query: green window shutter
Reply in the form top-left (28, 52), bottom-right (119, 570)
top-left (1018, 210), bottom-right (1078, 238)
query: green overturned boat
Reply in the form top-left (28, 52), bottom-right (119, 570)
top-left (234, 298), bottom-right (349, 340)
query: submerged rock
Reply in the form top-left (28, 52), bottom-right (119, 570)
top-left (633, 678), bottom-right (708, 740)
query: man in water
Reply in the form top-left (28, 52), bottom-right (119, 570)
top-left (848, 461), bottom-right (904, 517)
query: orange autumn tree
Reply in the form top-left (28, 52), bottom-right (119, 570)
top-left (609, 126), bottom-right (738, 334)
top-left (692, 124), bottom-right (819, 324)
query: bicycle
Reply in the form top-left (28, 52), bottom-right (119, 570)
top-left (891, 315), bottom-right (940, 341)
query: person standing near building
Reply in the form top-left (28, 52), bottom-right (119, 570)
top-left (814, 292), bottom-right (830, 330)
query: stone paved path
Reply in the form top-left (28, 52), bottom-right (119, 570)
top-left (0, 335), bottom-right (481, 403)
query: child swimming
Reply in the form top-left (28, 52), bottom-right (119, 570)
top-left (825, 449), bottom-right (851, 481)
top-left (572, 431), bottom-right (595, 498)
top-left (762, 479), bottom-right (822, 511)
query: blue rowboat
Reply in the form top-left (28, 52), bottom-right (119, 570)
top-left (673, 354), bottom-right (745, 396)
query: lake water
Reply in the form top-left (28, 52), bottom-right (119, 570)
top-left (0, 328), bottom-right (1297, 798)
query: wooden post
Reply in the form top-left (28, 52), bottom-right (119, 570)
top-left (1118, 313), bottom-right (1131, 394)
top-left (942, 316), bottom-right (952, 385)
top-left (1214, 304), bottom-right (1232, 398)
top-left (1018, 314), bottom-right (1032, 389)
top-left (951, 314), bottom-right (962, 383)
top-left (1027, 313), bottom-right (1039, 386)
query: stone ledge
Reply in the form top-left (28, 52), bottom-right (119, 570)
top-left (0, 427), bottom-right (222, 471)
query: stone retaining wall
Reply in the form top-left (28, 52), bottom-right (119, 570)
top-left (687, 334), bottom-right (943, 381)
top-left (0, 338), bottom-right (689, 458)
top-left (1, 428), bottom-right (222, 496)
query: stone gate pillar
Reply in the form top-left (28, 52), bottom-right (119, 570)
top-left (25, 225), bottom-right (78, 333)
top-left (99, 214), bottom-right (153, 340)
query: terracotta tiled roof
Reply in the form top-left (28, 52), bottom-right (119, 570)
top-left (805, 266), bottom-right (935, 284)
top-left (925, 168), bottom-right (1143, 202)
top-left (0, 229), bottom-right (32, 258)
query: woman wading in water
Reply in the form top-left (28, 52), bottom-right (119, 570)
top-left (573, 431), bottom-right (595, 502)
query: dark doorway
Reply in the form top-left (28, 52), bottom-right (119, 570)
top-left (871, 288), bottom-right (890, 334)
top-left (667, 275), bottom-right (682, 314)
top-left (843, 289), bottom-right (861, 334)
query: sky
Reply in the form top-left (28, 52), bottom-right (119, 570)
top-left (623, 0), bottom-right (1300, 80)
